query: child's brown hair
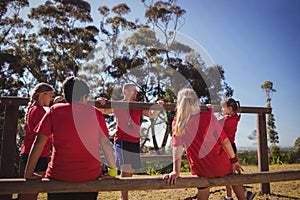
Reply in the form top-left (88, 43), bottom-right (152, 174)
top-left (221, 97), bottom-right (240, 114)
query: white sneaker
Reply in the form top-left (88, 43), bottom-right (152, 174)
top-left (220, 197), bottom-right (233, 200)
top-left (245, 191), bottom-right (256, 200)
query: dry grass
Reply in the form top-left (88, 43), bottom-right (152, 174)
top-left (32, 164), bottom-right (300, 200)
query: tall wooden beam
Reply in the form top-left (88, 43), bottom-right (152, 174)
top-left (256, 113), bottom-right (270, 194)
top-left (0, 104), bottom-right (19, 200)
top-left (0, 104), bottom-right (19, 178)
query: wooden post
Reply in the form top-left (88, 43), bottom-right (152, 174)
top-left (256, 113), bottom-right (270, 194)
top-left (0, 104), bottom-right (19, 200)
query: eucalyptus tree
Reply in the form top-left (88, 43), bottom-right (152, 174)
top-left (79, 3), bottom-right (140, 97)
top-left (138, 0), bottom-right (233, 149)
top-left (0, 0), bottom-right (32, 96)
top-left (261, 80), bottom-right (279, 146)
top-left (0, 0), bottom-right (32, 175)
top-left (27, 0), bottom-right (99, 91)
top-left (81, 0), bottom-right (234, 152)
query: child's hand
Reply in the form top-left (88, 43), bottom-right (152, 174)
top-left (156, 100), bottom-right (164, 106)
top-left (25, 172), bottom-right (43, 180)
top-left (232, 162), bottom-right (244, 174)
top-left (163, 171), bottom-right (180, 185)
top-left (206, 104), bottom-right (212, 108)
top-left (97, 97), bottom-right (107, 105)
top-left (98, 174), bottom-right (116, 180)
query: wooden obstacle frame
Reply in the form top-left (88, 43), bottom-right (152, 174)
top-left (0, 96), bottom-right (299, 198)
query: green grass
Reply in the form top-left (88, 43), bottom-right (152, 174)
top-left (17, 164), bottom-right (300, 200)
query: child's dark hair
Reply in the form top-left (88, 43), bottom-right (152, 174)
top-left (221, 97), bottom-right (240, 114)
top-left (62, 76), bottom-right (89, 103)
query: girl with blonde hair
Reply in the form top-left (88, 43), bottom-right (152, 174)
top-left (164, 88), bottom-right (247, 200)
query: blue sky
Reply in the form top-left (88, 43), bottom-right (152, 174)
top-left (90, 0), bottom-right (300, 148)
top-left (176, 0), bottom-right (300, 148)
top-left (24, 0), bottom-right (300, 148)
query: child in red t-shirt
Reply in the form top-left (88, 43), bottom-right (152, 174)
top-left (24, 77), bottom-right (117, 200)
top-left (98, 83), bottom-right (163, 200)
top-left (220, 98), bottom-right (256, 200)
top-left (20, 83), bottom-right (54, 200)
top-left (164, 88), bottom-right (246, 200)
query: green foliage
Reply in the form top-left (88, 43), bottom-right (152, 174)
top-left (138, 148), bottom-right (300, 176)
top-left (270, 156), bottom-right (285, 165)
top-left (290, 150), bottom-right (300, 164)
top-left (180, 159), bottom-right (190, 172)
top-left (261, 80), bottom-right (276, 105)
top-left (294, 137), bottom-right (300, 152)
top-left (237, 151), bottom-right (258, 165)
top-left (274, 147), bottom-right (300, 164)
top-left (139, 160), bottom-right (173, 175)
top-left (269, 148), bottom-right (295, 165)
top-left (0, 0), bottom-right (31, 97)
top-left (238, 148), bottom-right (300, 165)
top-left (261, 80), bottom-right (279, 146)
top-left (138, 158), bottom-right (191, 175)
top-left (271, 145), bottom-right (280, 156)
top-left (26, 0), bottom-right (99, 90)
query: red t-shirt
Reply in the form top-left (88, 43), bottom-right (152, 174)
top-left (172, 111), bottom-right (233, 178)
top-left (34, 103), bottom-right (109, 182)
top-left (114, 109), bottom-right (143, 143)
top-left (21, 103), bottom-right (52, 157)
top-left (220, 114), bottom-right (240, 143)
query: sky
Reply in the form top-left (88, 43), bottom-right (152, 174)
top-left (174, 0), bottom-right (300, 148)
top-left (22, 0), bottom-right (300, 148)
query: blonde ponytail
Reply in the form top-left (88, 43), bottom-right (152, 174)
top-left (174, 88), bottom-right (198, 136)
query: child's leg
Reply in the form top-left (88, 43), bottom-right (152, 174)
top-left (120, 164), bottom-right (134, 200)
top-left (197, 187), bottom-right (210, 200)
top-left (231, 184), bottom-right (246, 200)
top-left (226, 185), bottom-right (233, 198)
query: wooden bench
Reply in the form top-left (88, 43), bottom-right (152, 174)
top-left (0, 170), bottom-right (299, 194)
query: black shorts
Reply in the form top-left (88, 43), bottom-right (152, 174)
top-left (197, 187), bottom-right (209, 190)
top-left (114, 140), bottom-right (141, 169)
top-left (48, 192), bottom-right (98, 200)
top-left (231, 142), bottom-right (237, 154)
top-left (22, 154), bottom-right (50, 172)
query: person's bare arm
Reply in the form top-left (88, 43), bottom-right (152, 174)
top-left (164, 146), bottom-right (183, 185)
top-left (221, 138), bottom-right (244, 174)
top-left (99, 108), bottom-right (113, 115)
top-left (222, 138), bottom-right (235, 158)
top-left (24, 134), bottom-right (49, 179)
top-left (99, 136), bottom-right (117, 170)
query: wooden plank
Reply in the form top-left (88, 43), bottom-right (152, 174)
top-left (92, 101), bottom-right (272, 114)
top-left (0, 170), bottom-right (299, 194)
top-left (0, 96), bottom-right (28, 106)
top-left (0, 97), bottom-right (272, 114)
top-left (256, 113), bottom-right (270, 194)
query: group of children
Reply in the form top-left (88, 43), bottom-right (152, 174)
top-left (21, 77), bottom-right (255, 200)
